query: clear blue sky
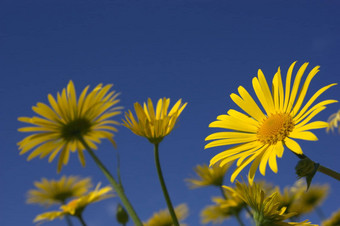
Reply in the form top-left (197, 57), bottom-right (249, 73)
top-left (1, 1), bottom-right (339, 225)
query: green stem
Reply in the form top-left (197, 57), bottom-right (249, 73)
top-left (154, 143), bottom-right (179, 226)
top-left (76, 214), bottom-right (87, 226)
top-left (296, 154), bottom-right (340, 181)
top-left (318, 165), bottom-right (340, 181)
top-left (79, 137), bottom-right (143, 226)
top-left (219, 186), bottom-right (227, 199)
top-left (61, 201), bottom-right (73, 226)
top-left (315, 206), bottom-right (326, 220)
top-left (235, 212), bottom-right (245, 226)
top-left (114, 147), bottom-right (123, 188)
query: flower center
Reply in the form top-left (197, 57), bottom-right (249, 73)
top-left (61, 118), bottom-right (92, 141)
top-left (53, 191), bottom-right (74, 203)
top-left (257, 113), bottom-right (294, 145)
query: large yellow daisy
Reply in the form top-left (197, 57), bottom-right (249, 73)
top-left (206, 62), bottom-right (337, 183)
top-left (18, 80), bottom-right (122, 172)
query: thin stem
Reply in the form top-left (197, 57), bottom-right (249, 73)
top-left (79, 137), bottom-right (143, 226)
top-left (235, 212), bottom-right (245, 226)
top-left (115, 148), bottom-right (123, 188)
top-left (315, 206), bottom-right (326, 220)
top-left (295, 154), bottom-right (340, 181)
top-left (61, 201), bottom-right (73, 226)
top-left (318, 165), bottom-right (340, 181)
top-left (76, 214), bottom-right (87, 226)
top-left (154, 143), bottom-right (180, 226)
top-left (219, 186), bottom-right (227, 199)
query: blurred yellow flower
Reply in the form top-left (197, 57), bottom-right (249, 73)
top-left (326, 110), bottom-right (340, 133)
top-left (123, 98), bottom-right (187, 144)
top-left (290, 183), bottom-right (329, 216)
top-left (201, 191), bottom-right (245, 224)
top-left (144, 204), bottom-right (188, 226)
top-left (18, 80), bottom-right (122, 172)
top-left (27, 176), bottom-right (92, 207)
top-left (224, 181), bottom-right (316, 226)
top-left (186, 162), bottom-right (232, 188)
top-left (322, 209), bottom-right (340, 226)
top-left (206, 62), bottom-right (337, 183)
top-left (34, 183), bottom-right (114, 224)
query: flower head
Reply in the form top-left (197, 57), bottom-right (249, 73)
top-left (186, 162), bottom-right (232, 189)
top-left (34, 183), bottom-right (114, 224)
top-left (322, 209), bottom-right (340, 226)
top-left (224, 180), bottom-right (316, 226)
top-left (27, 176), bottom-right (92, 207)
top-left (123, 98), bottom-right (187, 144)
top-left (18, 81), bottom-right (122, 172)
top-left (326, 110), bottom-right (340, 133)
top-left (290, 183), bottom-right (329, 216)
top-left (144, 204), bottom-right (188, 226)
top-left (205, 62), bottom-right (337, 183)
top-left (201, 191), bottom-right (245, 224)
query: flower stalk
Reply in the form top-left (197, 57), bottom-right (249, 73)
top-left (76, 215), bottom-right (87, 226)
top-left (79, 137), bottom-right (143, 226)
top-left (154, 143), bottom-right (180, 226)
top-left (295, 153), bottom-right (340, 181)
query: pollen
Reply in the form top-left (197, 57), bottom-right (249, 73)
top-left (257, 113), bottom-right (294, 145)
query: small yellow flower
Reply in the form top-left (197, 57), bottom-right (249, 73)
top-left (224, 180), bottom-right (316, 226)
top-left (123, 98), bottom-right (187, 144)
top-left (186, 162), bottom-right (232, 188)
top-left (322, 208), bottom-right (340, 226)
top-left (201, 192), bottom-right (245, 224)
top-left (290, 183), bottom-right (329, 216)
top-left (27, 176), bottom-right (92, 207)
top-left (144, 204), bottom-right (188, 226)
top-left (206, 62), bottom-right (337, 183)
top-left (34, 183), bottom-right (114, 224)
top-left (326, 110), bottom-right (340, 133)
top-left (18, 81), bottom-right (122, 172)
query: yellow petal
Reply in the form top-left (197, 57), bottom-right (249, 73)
top-left (284, 138), bottom-right (303, 155)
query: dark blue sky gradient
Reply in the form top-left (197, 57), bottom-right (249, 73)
top-left (1, 1), bottom-right (339, 225)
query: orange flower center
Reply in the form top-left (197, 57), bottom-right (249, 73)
top-left (257, 113), bottom-right (294, 145)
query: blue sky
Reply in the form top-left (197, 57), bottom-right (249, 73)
top-left (1, 0), bottom-right (339, 225)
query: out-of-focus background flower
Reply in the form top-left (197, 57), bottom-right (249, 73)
top-left (1, 0), bottom-right (339, 225)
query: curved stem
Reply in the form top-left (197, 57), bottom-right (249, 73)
top-left (219, 186), bottom-right (227, 199)
top-left (61, 201), bottom-right (73, 226)
top-left (154, 143), bottom-right (179, 226)
top-left (315, 206), bottom-right (325, 220)
top-left (76, 214), bottom-right (87, 226)
top-left (295, 154), bottom-right (340, 181)
top-left (235, 212), bottom-right (245, 226)
top-left (79, 137), bottom-right (143, 226)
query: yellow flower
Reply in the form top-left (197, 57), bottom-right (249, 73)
top-left (205, 62), bottom-right (337, 183)
top-left (18, 80), bottom-right (122, 172)
top-left (34, 183), bottom-right (114, 224)
top-left (144, 204), bottom-right (188, 226)
top-left (224, 181), bottom-right (316, 226)
top-left (186, 162), bottom-right (232, 188)
top-left (123, 98), bottom-right (187, 144)
top-left (326, 110), bottom-right (340, 133)
top-left (201, 191), bottom-right (245, 224)
top-left (322, 209), bottom-right (340, 226)
top-left (290, 183), bottom-right (329, 216)
top-left (27, 176), bottom-right (92, 207)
